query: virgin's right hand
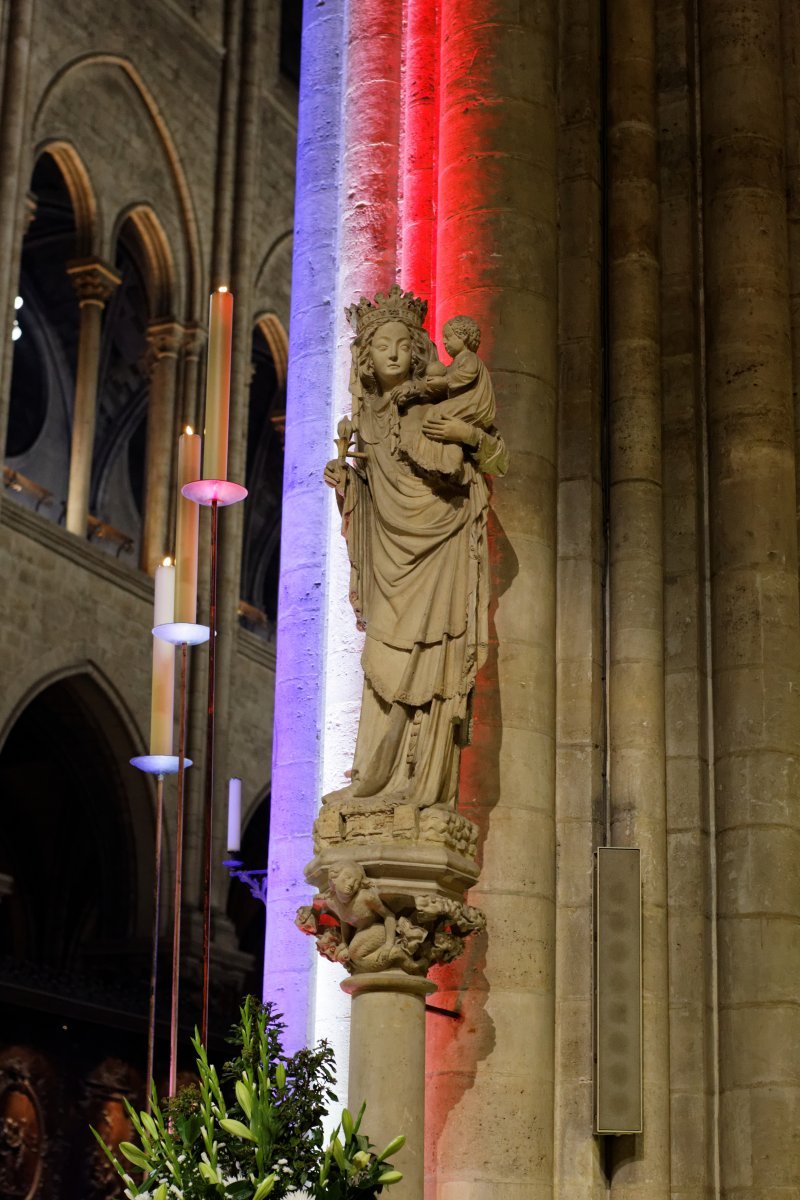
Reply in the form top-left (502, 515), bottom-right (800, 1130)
top-left (324, 459), bottom-right (348, 492)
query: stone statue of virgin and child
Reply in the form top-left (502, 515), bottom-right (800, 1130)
top-left (322, 286), bottom-right (508, 812)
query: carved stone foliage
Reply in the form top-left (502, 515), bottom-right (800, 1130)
top-left (296, 859), bottom-right (485, 977)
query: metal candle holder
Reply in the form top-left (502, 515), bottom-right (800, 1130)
top-left (182, 477), bottom-right (247, 1045)
top-left (152, 619), bottom-right (208, 1095)
top-left (223, 858), bottom-right (269, 907)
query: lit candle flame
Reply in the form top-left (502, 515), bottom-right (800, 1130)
top-left (185, 425), bottom-right (193, 435)
top-left (218, 285), bottom-right (228, 293)
top-left (162, 555), bottom-right (172, 567)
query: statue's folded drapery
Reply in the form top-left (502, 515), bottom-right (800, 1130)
top-left (339, 393), bottom-right (508, 807)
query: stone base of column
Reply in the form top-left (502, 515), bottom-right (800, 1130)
top-left (342, 971), bottom-right (436, 1200)
top-left (297, 798), bottom-right (486, 1200)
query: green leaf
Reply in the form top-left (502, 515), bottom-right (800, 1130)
top-left (376, 1134), bottom-right (405, 1161)
top-left (275, 1062), bottom-right (286, 1090)
top-left (341, 1108), bottom-right (354, 1141)
top-left (118, 1142), bottom-right (151, 1171)
top-left (252, 1174), bottom-right (278, 1200)
top-left (90, 1127), bottom-right (138, 1190)
top-left (141, 1112), bottom-right (158, 1140)
top-left (219, 1118), bottom-right (257, 1142)
top-left (154, 1183), bottom-right (168, 1200)
top-left (352, 1100), bottom-right (366, 1135)
top-left (199, 1161), bottom-right (220, 1184)
top-left (235, 1079), bottom-right (253, 1119)
top-left (331, 1135), bottom-right (350, 1174)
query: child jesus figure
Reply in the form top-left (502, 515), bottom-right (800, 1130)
top-left (394, 314), bottom-right (497, 479)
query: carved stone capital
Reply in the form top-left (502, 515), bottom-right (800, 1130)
top-left (142, 318), bottom-right (184, 375)
top-left (182, 321), bottom-right (207, 360)
top-left (66, 257), bottom-right (121, 308)
top-left (297, 819), bottom-right (486, 979)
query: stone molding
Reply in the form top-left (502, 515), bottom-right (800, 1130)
top-left (1, 499), bottom-right (151, 601)
top-left (65, 257), bottom-right (121, 307)
top-left (314, 796), bottom-right (479, 860)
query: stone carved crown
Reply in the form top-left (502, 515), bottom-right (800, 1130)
top-left (345, 285), bottom-right (427, 337)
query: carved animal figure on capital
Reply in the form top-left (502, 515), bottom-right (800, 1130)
top-left (323, 286), bottom-right (508, 811)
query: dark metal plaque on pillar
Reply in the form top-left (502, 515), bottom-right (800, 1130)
top-left (593, 846), bottom-right (642, 1135)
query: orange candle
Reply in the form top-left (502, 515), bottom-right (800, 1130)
top-left (150, 560), bottom-right (175, 755)
top-left (175, 428), bottom-right (202, 623)
top-left (202, 287), bottom-right (233, 481)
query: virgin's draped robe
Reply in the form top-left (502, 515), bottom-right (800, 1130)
top-left (337, 391), bottom-right (508, 808)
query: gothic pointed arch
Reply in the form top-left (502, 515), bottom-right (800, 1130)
top-left (32, 53), bottom-right (202, 321)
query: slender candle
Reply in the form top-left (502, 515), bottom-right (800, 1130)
top-left (150, 560), bottom-right (176, 755)
top-left (227, 777), bottom-right (242, 853)
top-left (202, 287), bottom-right (234, 481)
top-left (175, 427), bottom-right (202, 623)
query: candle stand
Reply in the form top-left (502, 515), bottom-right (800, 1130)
top-left (152, 620), bottom-right (209, 1093)
top-left (182, 477), bottom-right (247, 1044)
top-left (129, 757), bottom-right (193, 1110)
top-left (223, 858), bottom-right (268, 906)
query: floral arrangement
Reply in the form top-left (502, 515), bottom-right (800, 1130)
top-left (93, 998), bottom-right (404, 1200)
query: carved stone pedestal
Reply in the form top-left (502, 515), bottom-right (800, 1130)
top-left (297, 798), bottom-right (485, 1200)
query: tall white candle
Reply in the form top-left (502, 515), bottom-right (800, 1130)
top-left (150, 560), bottom-right (175, 755)
top-left (227, 777), bottom-right (242, 852)
top-left (175, 428), bottom-right (202, 623)
top-left (203, 288), bottom-right (233, 481)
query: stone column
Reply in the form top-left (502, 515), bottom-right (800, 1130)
top-left (429, 4), bottom-right (559, 1199)
top-left (303, 806), bottom-right (485, 1200)
top-left (342, 973), bottom-right (436, 1200)
top-left (555, 0), bottom-right (606, 1195)
top-left (700, 5), bottom-right (800, 1197)
top-left (782, 0), bottom-right (800, 562)
top-left (656, 3), bottom-right (714, 1196)
top-left (399, 0), bottom-right (438, 310)
top-left (264, 0), bottom-right (347, 1050)
top-left (0, 0), bottom-right (34, 470)
top-left (180, 323), bottom-right (206, 433)
top-left (606, 0), bottom-right (670, 1194)
top-left (140, 319), bottom-right (182, 573)
top-left (64, 259), bottom-right (121, 538)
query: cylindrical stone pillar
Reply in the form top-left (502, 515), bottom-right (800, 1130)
top-left (399, 0), bottom-right (438, 310)
top-left (0, 0), bottom-right (34, 470)
top-left (657, 2), bottom-right (714, 1196)
top-left (140, 319), bottom-right (182, 573)
top-left (180, 323), bottom-right (206, 432)
top-left (555, 0), bottom-right (606, 1194)
top-left (342, 972), bottom-right (436, 1200)
top-left (429, 4), bottom-right (559, 1199)
top-left (606, 0), bottom-right (670, 1194)
top-left (337, 0), bottom-right (403, 310)
top-left (64, 259), bottom-right (121, 538)
top-left (700, 4), bottom-right (800, 1197)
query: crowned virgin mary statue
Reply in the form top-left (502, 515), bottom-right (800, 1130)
top-left (323, 286), bottom-right (508, 810)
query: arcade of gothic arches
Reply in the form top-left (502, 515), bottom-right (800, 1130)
top-left (0, 2), bottom-right (296, 1197)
